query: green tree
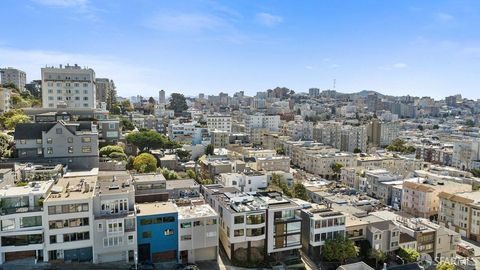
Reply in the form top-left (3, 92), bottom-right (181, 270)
top-left (471, 168), bottom-right (480, 178)
top-left (0, 133), bottom-right (13, 157)
top-left (176, 149), bottom-right (191, 162)
top-left (159, 168), bottom-right (179, 180)
top-left (322, 235), bottom-right (358, 264)
top-left (168, 93), bottom-right (188, 113)
top-left (5, 113), bottom-right (31, 129)
top-left (398, 248), bottom-right (420, 263)
top-left (121, 100), bottom-right (133, 112)
top-left (331, 162), bottom-right (344, 175)
top-left (109, 152), bottom-right (127, 160)
top-left (126, 130), bottom-right (170, 152)
top-left (293, 182), bottom-right (309, 201)
top-left (99, 145), bottom-right (124, 157)
top-left (205, 144), bottom-right (214, 155)
top-left (353, 148), bottom-right (362, 154)
top-left (126, 155), bottom-right (135, 170)
top-left (186, 169), bottom-right (197, 180)
top-left (120, 118), bottom-right (135, 131)
top-left (370, 249), bottom-right (387, 268)
top-left (133, 153), bottom-right (157, 173)
top-left (436, 262), bottom-right (455, 270)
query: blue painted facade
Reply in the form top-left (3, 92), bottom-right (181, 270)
top-left (136, 210), bottom-right (178, 262)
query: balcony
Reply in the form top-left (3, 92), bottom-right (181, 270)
top-left (94, 210), bottom-right (135, 220)
top-left (0, 206), bottom-right (43, 216)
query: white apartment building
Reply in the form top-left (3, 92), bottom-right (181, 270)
top-left (380, 122), bottom-right (400, 146)
top-left (177, 203), bottom-right (219, 263)
top-left (202, 186), bottom-right (302, 264)
top-left (0, 181), bottom-right (54, 264)
top-left (95, 78), bottom-right (114, 107)
top-left (43, 171), bottom-right (97, 262)
top-left (207, 115), bottom-right (232, 132)
top-left (300, 204), bottom-right (346, 260)
top-left (0, 67), bottom-right (26, 90)
top-left (0, 87), bottom-right (11, 113)
top-left (41, 64), bottom-right (97, 109)
top-left (218, 172), bottom-right (268, 192)
top-left (92, 171), bottom-right (137, 263)
top-left (438, 190), bottom-right (480, 241)
top-left (303, 152), bottom-right (357, 180)
top-left (252, 156), bottom-right (291, 173)
top-left (245, 114), bottom-right (280, 135)
top-left (452, 139), bottom-right (480, 170)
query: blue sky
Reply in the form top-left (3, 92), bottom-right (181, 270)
top-left (0, 0), bottom-right (479, 99)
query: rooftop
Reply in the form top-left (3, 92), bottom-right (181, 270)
top-left (177, 203), bottom-right (218, 220)
top-left (136, 201), bottom-right (177, 216)
top-left (46, 170), bottom-right (97, 202)
top-left (166, 179), bottom-right (199, 190)
top-left (0, 180), bottom-right (54, 197)
top-left (96, 171), bottom-right (133, 195)
top-left (132, 173), bottom-right (166, 183)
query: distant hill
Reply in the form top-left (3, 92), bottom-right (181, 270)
top-left (350, 90), bottom-right (385, 97)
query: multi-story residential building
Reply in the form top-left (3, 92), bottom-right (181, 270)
top-left (402, 178), bottom-right (472, 218)
top-left (0, 181), bottom-right (54, 264)
top-left (251, 156), bottom-right (291, 173)
top-left (0, 67), bottom-right (26, 90)
top-left (380, 121), bottom-right (400, 146)
top-left (309, 88), bottom-right (320, 97)
top-left (0, 87), bottom-right (11, 113)
top-left (177, 202), bottom-right (218, 263)
top-left (43, 171), bottom-right (97, 262)
top-left (367, 119), bottom-right (381, 147)
top-left (366, 220), bottom-right (400, 253)
top-left (340, 125), bottom-right (367, 152)
top-left (452, 139), bottom-right (480, 170)
top-left (245, 114), bottom-right (280, 144)
top-left (438, 190), bottom-right (480, 241)
top-left (218, 172), bottom-right (268, 192)
top-left (92, 171), bottom-right (136, 263)
top-left (14, 120), bottom-right (99, 170)
top-left (211, 130), bottom-right (229, 148)
top-left (41, 64), bottom-right (96, 109)
top-left (300, 204), bottom-right (346, 260)
top-left (206, 115), bottom-right (232, 132)
top-left (95, 78), bottom-right (115, 109)
top-left (364, 169), bottom-right (403, 202)
top-left (136, 202), bottom-right (178, 262)
top-left (202, 185), bottom-right (302, 265)
top-left (97, 120), bottom-right (120, 144)
top-left (303, 152), bottom-right (357, 180)
top-left (199, 156), bottom-right (245, 180)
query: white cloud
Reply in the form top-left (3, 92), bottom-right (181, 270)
top-left (256, 12), bottom-right (283, 27)
top-left (0, 47), bottom-right (157, 97)
top-left (305, 65), bottom-right (314, 70)
top-left (392, 62), bottom-right (407, 69)
top-left (147, 13), bottom-right (227, 33)
top-left (435, 12), bottom-right (454, 23)
top-left (31, 0), bottom-right (99, 21)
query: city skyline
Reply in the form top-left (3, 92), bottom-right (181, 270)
top-left (1, 0), bottom-right (479, 99)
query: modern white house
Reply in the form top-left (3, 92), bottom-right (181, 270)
top-left (0, 180), bottom-right (54, 264)
top-left (218, 172), bottom-right (268, 192)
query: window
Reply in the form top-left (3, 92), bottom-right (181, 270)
top-left (47, 203), bottom-right (88, 215)
top-left (246, 227), bottom-right (265, 237)
top-left (181, 222), bottom-right (191, 228)
top-left (47, 138), bottom-right (52, 144)
top-left (63, 231), bottom-right (89, 242)
top-left (164, 229), bottom-right (174, 236)
top-left (181, 235), bottom-right (192, 241)
top-left (57, 89), bottom-right (62, 93)
top-left (142, 231), bottom-right (152, 238)
top-left (193, 220), bottom-right (203, 227)
top-left (234, 229), bottom-right (244, 237)
top-left (68, 146), bottom-right (73, 153)
top-left (98, 223), bottom-right (103, 231)
top-left (50, 235), bottom-right (57, 244)
top-left (67, 137), bottom-right (73, 143)
top-left (75, 97), bottom-right (80, 100)
top-left (82, 146), bottom-right (92, 153)
top-left (37, 148), bottom-right (43, 155)
top-left (36, 139), bottom-right (42, 144)
top-left (57, 97), bottom-right (62, 100)
top-left (1, 219), bottom-right (15, 231)
top-left (82, 137), bottom-right (91, 143)
top-left (83, 84), bottom-right (88, 88)
top-left (234, 215), bottom-right (244, 224)
top-left (206, 219), bottom-right (217, 225)
top-left (19, 139), bottom-right (26, 144)
top-left (128, 234), bottom-right (134, 244)
top-left (83, 97), bottom-right (88, 100)
top-left (47, 147), bottom-right (53, 154)
top-left (20, 216), bottom-right (42, 228)
top-left (103, 236), bottom-right (123, 247)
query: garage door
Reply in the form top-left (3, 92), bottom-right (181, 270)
top-left (98, 252), bottom-right (126, 263)
top-left (5, 250), bottom-right (36, 262)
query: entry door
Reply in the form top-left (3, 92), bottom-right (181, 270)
top-left (138, 243), bottom-right (151, 262)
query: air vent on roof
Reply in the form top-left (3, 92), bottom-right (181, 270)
top-left (109, 184), bottom-right (120, 190)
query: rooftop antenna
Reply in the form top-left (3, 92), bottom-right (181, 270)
top-left (333, 79), bottom-right (336, 90)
